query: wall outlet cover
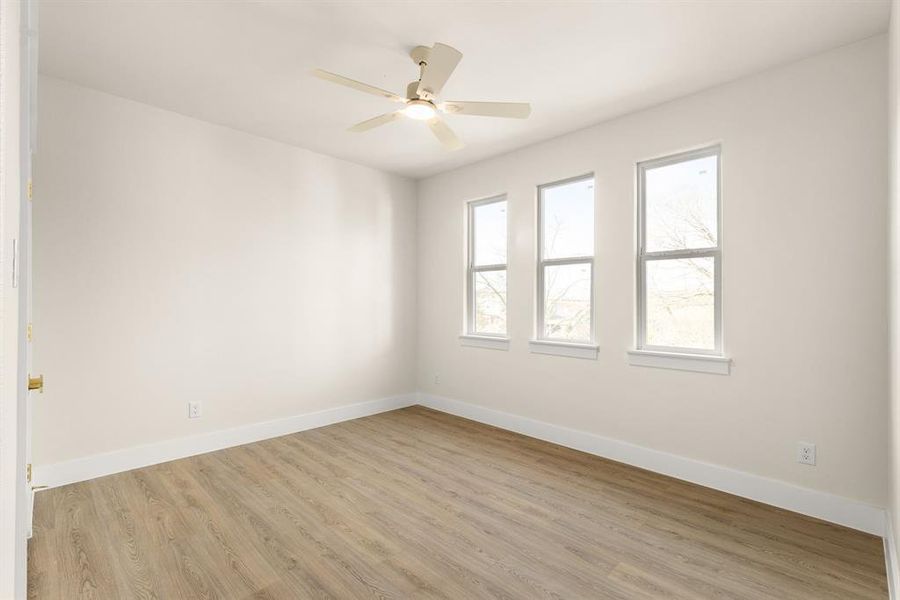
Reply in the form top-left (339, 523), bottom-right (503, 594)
top-left (188, 401), bottom-right (202, 419)
top-left (797, 442), bottom-right (816, 466)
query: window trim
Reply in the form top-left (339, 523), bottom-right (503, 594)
top-left (466, 195), bottom-right (508, 338)
top-left (529, 339), bottom-right (598, 360)
top-left (626, 349), bottom-right (730, 375)
top-left (536, 173), bottom-right (596, 345)
top-left (636, 145), bottom-right (723, 356)
top-left (459, 334), bottom-right (510, 351)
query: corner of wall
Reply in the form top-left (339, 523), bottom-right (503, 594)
top-left (412, 176), bottom-right (425, 393)
top-left (888, 0), bottom-right (900, 592)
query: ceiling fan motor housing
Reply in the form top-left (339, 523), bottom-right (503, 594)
top-left (410, 45), bottom-right (432, 66)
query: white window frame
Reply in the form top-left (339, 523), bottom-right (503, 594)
top-left (636, 145), bottom-right (723, 357)
top-left (465, 195), bottom-right (508, 339)
top-left (535, 173), bottom-right (596, 346)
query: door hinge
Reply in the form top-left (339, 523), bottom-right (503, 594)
top-left (27, 179), bottom-right (32, 201)
top-left (26, 464), bottom-right (45, 490)
top-left (27, 323), bottom-right (32, 342)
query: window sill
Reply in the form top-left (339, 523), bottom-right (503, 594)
top-left (627, 349), bottom-right (731, 375)
top-left (459, 334), bottom-right (510, 351)
top-left (529, 339), bottom-right (598, 360)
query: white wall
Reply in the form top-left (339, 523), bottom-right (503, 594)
top-left (417, 36), bottom-right (889, 507)
top-left (32, 77), bottom-right (417, 467)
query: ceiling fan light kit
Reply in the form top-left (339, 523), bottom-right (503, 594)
top-left (403, 99), bottom-right (437, 120)
top-left (312, 42), bottom-right (531, 151)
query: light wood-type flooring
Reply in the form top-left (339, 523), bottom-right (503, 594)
top-left (28, 406), bottom-right (888, 599)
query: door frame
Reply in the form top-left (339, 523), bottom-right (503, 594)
top-left (0, 0), bottom-right (29, 596)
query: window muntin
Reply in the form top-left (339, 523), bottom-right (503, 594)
top-left (467, 197), bottom-right (508, 336)
top-left (537, 175), bottom-right (595, 343)
top-left (638, 147), bottom-right (721, 354)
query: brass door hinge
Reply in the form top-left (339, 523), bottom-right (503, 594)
top-left (26, 323), bottom-right (32, 342)
top-left (27, 179), bottom-right (32, 201)
top-left (28, 374), bottom-right (43, 393)
top-left (25, 464), bottom-right (45, 490)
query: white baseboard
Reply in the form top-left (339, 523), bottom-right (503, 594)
top-left (36, 394), bottom-right (417, 490)
top-left (417, 392), bottom-right (886, 536)
top-left (887, 513), bottom-right (900, 600)
top-left (35, 390), bottom-right (888, 539)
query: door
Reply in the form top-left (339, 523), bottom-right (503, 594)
top-left (0, 0), bottom-right (37, 593)
top-left (22, 0), bottom-right (39, 536)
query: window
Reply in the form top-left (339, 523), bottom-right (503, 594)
top-left (466, 197), bottom-right (507, 337)
top-left (536, 175), bottom-right (594, 344)
top-left (637, 146), bottom-right (721, 355)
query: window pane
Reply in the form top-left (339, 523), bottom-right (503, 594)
top-left (473, 200), bottom-right (507, 266)
top-left (542, 178), bottom-right (594, 259)
top-left (474, 270), bottom-right (507, 335)
top-left (645, 257), bottom-right (714, 350)
top-left (645, 154), bottom-right (717, 252)
top-left (543, 262), bottom-right (591, 341)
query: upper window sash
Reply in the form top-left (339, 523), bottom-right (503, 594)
top-left (638, 146), bottom-right (720, 256)
top-left (468, 196), bottom-right (507, 268)
top-left (538, 173), bottom-right (595, 261)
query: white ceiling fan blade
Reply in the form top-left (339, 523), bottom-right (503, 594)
top-left (348, 111), bottom-right (404, 132)
top-left (312, 69), bottom-right (405, 103)
top-left (427, 117), bottom-right (463, 151)
top-left (441, 101), bottom-right (531, 119)
top-left (416, 43), bottom-right (462, 99)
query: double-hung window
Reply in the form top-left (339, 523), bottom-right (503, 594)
top-left (536, 175), bottom-right (595, 346)
top-left (466, 196), bottom-right (508, 337)
top-left (636, 146), bottom-right (722, 358)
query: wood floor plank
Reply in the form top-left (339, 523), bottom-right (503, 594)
top-left (28, 406), bottom-right (888, 599)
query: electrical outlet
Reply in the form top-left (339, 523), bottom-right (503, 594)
top-left (797, 442), bottom-right (816, 466)
top-left (188, 401), bottom-right (202, 419)
top-left (434, 374), bottom-right (440, 385)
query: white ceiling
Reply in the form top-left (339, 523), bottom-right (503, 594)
top-left (40, 1), bottom-right (890, 179)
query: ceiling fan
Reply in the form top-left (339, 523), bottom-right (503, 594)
top-left (312, 43), bottom-right (531, 151)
